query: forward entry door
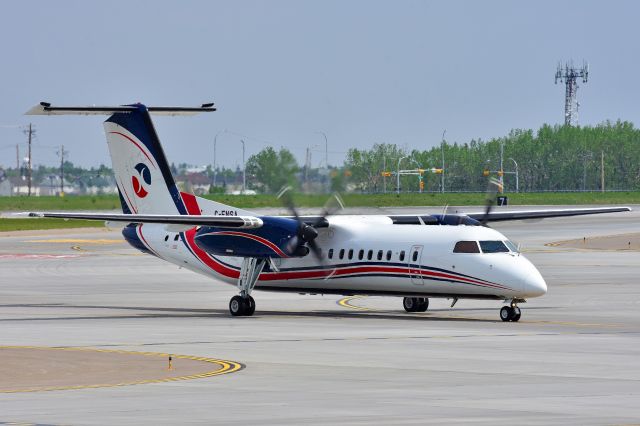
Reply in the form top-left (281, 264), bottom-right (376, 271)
top-left (408, 245), bottom-right (424, 285)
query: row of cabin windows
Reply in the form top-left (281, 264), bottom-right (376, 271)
top-left (326, 248), bottom-right (419, 263)
top-left (164, 234), bottom-right (180, 242)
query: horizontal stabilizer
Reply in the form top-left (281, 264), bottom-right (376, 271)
top-left (25, 102), bottom-right (216, 116)
top-left (28, 212), bottom-right (262, 229)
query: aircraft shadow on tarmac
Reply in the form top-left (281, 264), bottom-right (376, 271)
top-left (0, 303), bottom-right (556, 324)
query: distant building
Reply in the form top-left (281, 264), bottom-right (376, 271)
top-left (0, 178), bottom-right (11, 196)
top-left (176, 172), bottom-right (211, 195)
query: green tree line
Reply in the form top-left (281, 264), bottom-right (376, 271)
top-left (345, 121), bottom-right (640, 193)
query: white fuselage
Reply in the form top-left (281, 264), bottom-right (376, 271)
top-left (133, 215), bottom-right (547, 301)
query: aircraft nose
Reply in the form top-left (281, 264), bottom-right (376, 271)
top-left (524, 272), bottom-right (547, 297)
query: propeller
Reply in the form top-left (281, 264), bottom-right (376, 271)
top-left (277, 186), bottom-right (321, 260)
top-left (479, 177), bottom-right (502, 227)
top-left (277, 187), bottom-right (344, 263)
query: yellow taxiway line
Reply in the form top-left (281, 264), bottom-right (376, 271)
top-left (0, 346), bottom-right (243, 394)
top-left (337, 296), bottom-right (372, 311)
top-left (27, 239), bottom-right (124, 244)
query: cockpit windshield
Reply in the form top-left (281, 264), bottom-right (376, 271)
top-left (479, 240), bottom-right (510, 253)
top-left (454, 240), bottom-right (519, 254)
top-left (504, 240), bottom-right (519, 253)
top-left (453, 241), bottom-right (480, 253)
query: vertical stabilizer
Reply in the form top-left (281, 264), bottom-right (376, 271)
top-left (105, 105), bottom-right (187, 214)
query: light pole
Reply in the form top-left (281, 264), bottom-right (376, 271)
top-left (305, 143), bottom-right (320, 191)
top-left (499, 141), bottom-right (504, 192)
top-left (396, 156), bottom-right (406, 194)
top-left (508, 158), bottom-right (519, 193)
top-left (383, 156), bottom-right (386, 193)
top-left (240, 139), bottom-right (246, 194)
top-left (441, 130), bottom-right (446, 193)
top-left (410, 158), bottom-right (423, 193)
top-left (315, 131), bottom-right (328, 192)
top-left (213, 129), bottom-right (226, 187)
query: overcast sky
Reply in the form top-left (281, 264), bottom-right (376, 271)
top-left (1, 0), bottom-right (638, 170)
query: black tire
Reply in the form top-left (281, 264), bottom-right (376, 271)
top-left (403, 297), bottom-right (417, 312)
top-left (417, 298), bottom-right (429, 312)
top-left (500, 306), bottom-right (513, 322)
top-left (246, 296), bottom-right (256, 316)
top-left (229, 295), bottom-right (247, 316)
top-left (512, 306), bottom-right (521, 322)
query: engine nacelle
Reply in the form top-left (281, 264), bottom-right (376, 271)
top-left (194, 216), bottom-right (305, 258)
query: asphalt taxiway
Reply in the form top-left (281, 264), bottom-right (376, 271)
top-left (0, 206), bottom-right (639, 425)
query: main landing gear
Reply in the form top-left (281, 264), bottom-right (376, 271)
top-left (403, 297), bottom-right (429, 313)
top-left (229, 295), bottom-right (256, 316)
top-left (229, 257), bottom-right (266, 317)
top-left (500, 300), bottom-right (522, 322)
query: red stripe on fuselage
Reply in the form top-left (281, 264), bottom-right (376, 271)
top-left (259, 264), bottom-right (509, 290)
top-left (183, 228), bottom-right (240, 279)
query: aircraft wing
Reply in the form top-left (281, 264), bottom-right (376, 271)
top-left (465, 206), bottom-right (631, 222)
top-left (27, 212), bottom-right (263, 229)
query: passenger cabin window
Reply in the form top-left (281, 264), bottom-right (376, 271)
top-left (164, 235), bottom-right (169, 242)
top-left (399, 250), bottom-right (405, 261)
top-left (412, 250), bottom-right (419, 262)
top-left (358, 249), bottom-right (364, 260)
top-left (328, 249), bottom-right (334, 259)
top-left (479, 240), bottom-right (509, 253)
top-left (348, 249), bottom-right (354, 260)
top-left (367, 250), bottom-right (373, 260)
top-left (174, 234), bottom-right (179, 241)
top-left (339, 249), bottom-right (345, 259)
top-left (453, 241), bottom-right (480, 253)
top-left (377, 250), bottom-right (383, 261)
top-left (386, 250), bottom-right (392, 261)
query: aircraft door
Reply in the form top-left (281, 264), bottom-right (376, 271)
top-left (408, 245), bottom-right (424, 285)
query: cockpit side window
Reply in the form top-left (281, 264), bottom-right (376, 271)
top-left (479, 240), bottom-right (509, 253)
top-left (453, 241), bottom-right (480, 253)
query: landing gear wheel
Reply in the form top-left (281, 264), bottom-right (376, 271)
top-left (246, 296), bottom-right (256, 316)
top-left (229, 295), bottom-right (247, 317)
top-left (403, 297), bottom-right (417, 313)
top-left (416, 298), bottom-right (429, 312)
top-left (500, 306), bottom-right (521, 322)
top-left (511, 306), bottom-right (521, 322)
top-left (500, 306), bottom-right (513, 322)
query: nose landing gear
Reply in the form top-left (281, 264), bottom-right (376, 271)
top-left (499, 301), bottom-right (522, 322)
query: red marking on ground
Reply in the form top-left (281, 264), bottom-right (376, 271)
top-left (0, 254), bottom-right (83, 259)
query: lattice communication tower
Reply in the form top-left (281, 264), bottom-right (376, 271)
top-left (555, 61), bottom-right (589, 126)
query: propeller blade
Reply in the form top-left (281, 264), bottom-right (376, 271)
top-left (314, 192), bottom-right (344, 227)
top-left (480, 177), bottom-right (502, 226)
top-left (307, 239), bottom-right (326, 266)
top-left (277, 185), bottom-right (301, 221)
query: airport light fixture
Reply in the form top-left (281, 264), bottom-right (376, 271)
top-left (396, 156), bottom-right (407, 194)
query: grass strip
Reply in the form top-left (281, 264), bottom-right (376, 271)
top-left (0, 218), bottom-right (103, 232)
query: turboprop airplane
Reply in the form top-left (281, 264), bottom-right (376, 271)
top-left (26, 102), bottom-right (631, 322)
